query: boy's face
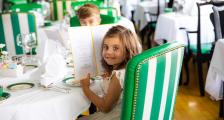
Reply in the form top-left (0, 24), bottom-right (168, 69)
top-left (79, 14), bottom-right (101, 26)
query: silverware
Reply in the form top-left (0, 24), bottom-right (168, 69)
top-left (41, 84), bottom-right (71, 94)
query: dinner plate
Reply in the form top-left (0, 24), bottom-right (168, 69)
top-left (7, 82), bottom-right (35, 91)
top-left (0, 92), bottom-right (10, 102)
top-left (62, 76), bottom-right (97, 87)
top-left (62, 77), bottom-right (81, 87)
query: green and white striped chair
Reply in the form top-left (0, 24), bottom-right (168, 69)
top-left (121, 42), bottom-right (184, 120)
top-left (50, 0), bottom-right (73, 20)
top-left (0, 12), bottom-right (37, 56)
top-left (10, 3), bottom-right (43, 13)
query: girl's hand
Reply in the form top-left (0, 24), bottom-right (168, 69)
top-left (101, 72), bottom-right (110, 79)
top-left (80, 73), bottom-right (91, 88)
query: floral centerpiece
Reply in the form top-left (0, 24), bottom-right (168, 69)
top-left (0, 43), bottom-right (23, 77)
top-left (0, 44), bottom-right (7, 62)
top-left (0, 43), bottom-right (9, 69)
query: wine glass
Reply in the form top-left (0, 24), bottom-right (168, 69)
top-left (16, 33), bottom-right (38, 65)
top-left (23, 33), bottom-right (37, 64)
top-left (16, 33), bottom-right (26, 64)
top-left (16, 34), bottom-right (24, 48)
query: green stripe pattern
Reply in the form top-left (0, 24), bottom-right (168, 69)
top-left (0, 12), bottom-right (37, 56)
top-left (51, 0), bottom-right (72, 20)
top-left (121, 42), bottom-right (184, 120)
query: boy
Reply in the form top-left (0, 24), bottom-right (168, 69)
top-left (76, 3), bottom-right (101, 26)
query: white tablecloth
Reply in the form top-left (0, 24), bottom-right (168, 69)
top-left (0, 68), bottom-right (103, 120)
top-left (154, 12), bottom-right (215, 45)
top-left (121, 0), bottom-right (140, 19)
top-left (133, 0), bottom-right (165, 30)
top-left (205, 39), bottom-right (224, 100)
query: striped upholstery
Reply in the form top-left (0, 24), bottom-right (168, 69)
top-left (99, 7), bottom-right (120, 17)
top-left (0, 12), bottom-right (37, 56)
top-left (10, 3), bottom-right (43, 13)
top-left (50, 0), bottom-right (73, 20)
top-left (71, 1), bottom-right (120, 17)
top-left (6, 0), bottom-right (27, 5)
top-left (121, 42), bottom-right (184, 120)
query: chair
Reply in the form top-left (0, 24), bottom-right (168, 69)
top-left (3, 0), bottom-right (30, 11)
top-left (71, 0), bottom-right (104, 10)
top-left (50, 0), bottom-right (73, 20)
top-left (70, 5), bottom-right (120, 27)
top-left (182, 1), bottom-right (224, 96)
top-left (210, 4), bottom-right (224, 41)
top-left (121, 42), bottom-right (184, 120)
top-left (0, 12), bottom-right (37, 56)
top-left (70, 14), bottom-right (119, 27)
top-left (71, 1), bottom-right (119, 17)
top-left (10, 3), bottom-right (43, 13)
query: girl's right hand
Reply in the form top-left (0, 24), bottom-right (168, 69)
top-left (101, 72), bottom-right (110, 79)
top-left (80, 73), bottom-right (91, 88)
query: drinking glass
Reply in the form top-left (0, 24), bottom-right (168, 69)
top-left (16, 33), bottom-right (26, 64)
top-left (16, 33), bottom-right (37, 65)
top-left (24, 33), bottom-right (37, 64)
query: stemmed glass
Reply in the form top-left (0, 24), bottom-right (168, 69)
top-left (16, 33), bottom-right (37, 65)
top-left (26, 33), bottom-right (37, 63)
top-left (16, 33), bottom-right (26, 64)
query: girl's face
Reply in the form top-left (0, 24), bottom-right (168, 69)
top-left (102, 36), bottom-right (125, 69)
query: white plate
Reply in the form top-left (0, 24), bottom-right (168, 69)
top-left (62, 76), bottom-right (97, 87)
top-left (62, 77), bottom-right (81, 87)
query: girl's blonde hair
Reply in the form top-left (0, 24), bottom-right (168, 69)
top-left (101, 25), bottom-right (142, 73)
top-left (76, 3), bottom-right (100, 19)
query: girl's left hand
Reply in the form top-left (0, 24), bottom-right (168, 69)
top-left (80, 73), bottom-right (91, 88)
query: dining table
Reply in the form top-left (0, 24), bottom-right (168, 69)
top-left (206, 39), bottom-right (224, 100)
top-left (133, 0), bottom-right (165, 31)
top-left (154, 9), bottom-right (214, 45)
top-left (205, 39), bottom-right (224, 118)
top-left (0, 15), bottom-right (135, 120)
top-left (0, 66), bottom-right (104, 120)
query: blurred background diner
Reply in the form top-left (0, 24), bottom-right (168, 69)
top-left (0, 0), bottom-right (223, 120)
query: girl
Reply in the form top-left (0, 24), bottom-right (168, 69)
top-left (79, 25), bottom-right (142, 119)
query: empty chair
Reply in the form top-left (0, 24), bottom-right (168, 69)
top-left (50, 0), bottom-right (72, 20)
top-left (0, 12), bottom-right (37, 56)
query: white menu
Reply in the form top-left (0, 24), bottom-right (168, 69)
top-left (68, 25), bottom-right (113, 80)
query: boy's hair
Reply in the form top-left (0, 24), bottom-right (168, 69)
top-left (101, 25), bottom-right (142, 73)
top-left (76, 3), bottom-right (100, 19)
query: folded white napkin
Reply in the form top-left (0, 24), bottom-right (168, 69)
top-left (40, 54), bottom-right (67, 87)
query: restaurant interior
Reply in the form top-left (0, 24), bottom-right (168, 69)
top-left (0, 0), bottom-right (223, 120)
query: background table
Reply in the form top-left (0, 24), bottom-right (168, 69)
top-left (154, 12), bottom-right (214, 45)
top-left (133, 0), bottom-right (165, 31)
top-left (206, 39), bottom-right (224, 100)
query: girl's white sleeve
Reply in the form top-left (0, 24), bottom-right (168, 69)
top-left (113, 69), bottom-right (126, 89)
